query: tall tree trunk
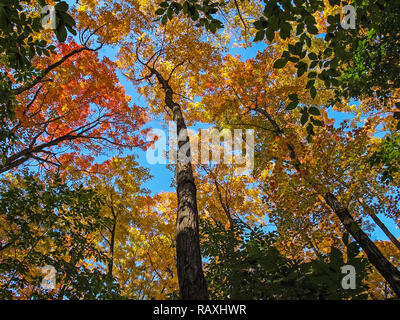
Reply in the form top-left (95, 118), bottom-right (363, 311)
top-left (323, 193), bottom-right (400, 296)
top-left (107, 193), bottom-right (117, 278)
top-left (152, 68), bottom-right (208, 300)
top-left (253, 106), bottom-right (400, 297)
top-left (107, 218), bottom-right (116, 278)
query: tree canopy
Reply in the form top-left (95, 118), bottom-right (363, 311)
top-left (0, 0), bottom-right (399, 300)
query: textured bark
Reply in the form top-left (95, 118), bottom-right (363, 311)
top-left (324, 193), bottom-right (400, 296)
top-left (152, 69), bottom-right (208, 300)
top-left (253, 106), bottom-right (400, 297)
top-left (107, 218), bottom-right (116, 278)
top-left (107, 194), bottom-right (118, 278)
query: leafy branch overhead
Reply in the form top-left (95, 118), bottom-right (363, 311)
top-left (155, 0), bottom-right (400, 134)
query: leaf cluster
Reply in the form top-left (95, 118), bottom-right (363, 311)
top-left (201, 218), bottom-right (370, 299)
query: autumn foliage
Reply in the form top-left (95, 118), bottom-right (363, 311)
top-left (1, 0), bottom-right (400, 300)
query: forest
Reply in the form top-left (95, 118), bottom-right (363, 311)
top-left (0, 0), bottom-right (399, 300)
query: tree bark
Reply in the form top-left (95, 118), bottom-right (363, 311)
top-left (107, 192), bottom-right (118, 278)
top-left (369, 212), bottom-right (400, 251)
top-left (152, 69), bottom-right (208, 300)
top-left (107, 218), bottom-right (116, 278)
top-left (323, 193), bottom-right (400, 296)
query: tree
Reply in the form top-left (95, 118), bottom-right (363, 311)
top-left (188, 46), bottom-right (400, 295)
top-left (81, 156), bottom-right (179, 299)
top-left (0, 173), bottom-right (121, 299)
top-left (2, 39), bottom-right (148, 174)
top-left (0, 0), bottom-right (77, 161)
top-left (77, 0), bottom-right (226, 299)
top-left (369, 132), bottom-right (400, 185)
top-left (365, 240), bottom-right (400, 299)
top-left (2, 0), bottom-right (397, 299)
top-left (157, 0), bottom-right (400, 130)
top-left (0, 0), bottom-right (76, 70)
top-left (133, 42), bottom-right (209, 299)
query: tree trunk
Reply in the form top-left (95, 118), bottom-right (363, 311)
top-left (107, 193), bottom-right (118, 278)
top-left (107, 218), bottom-right (116, 278)
top-left (324, 193), bottom-right (400, 296)
top-left (153, 69), bottom-right (208, 300)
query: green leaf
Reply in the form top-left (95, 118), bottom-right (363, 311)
top-left (55, 1), bottom-right (69, 12)
top-left (310, 118), bottom-right (322, 126)
top-left (308, 25), bottom-right (318, 34)
top-left (155, 8), bottom-right (166, 15)
top-left (342, 232), bottom-right (349, 246)
top-left (306, 80), bottom-right (315, 89)
top-left (253, 20), bottom-right (264, 30)
top-left (55, 26), bottom-right (67, 42)
top-left (297, 65), bottom-right (307, 77)
top-left (167, 7), bottom-right (174, 20)
top-left (309, 106), bottom-right (320, 116)
top-left (286, 101), bottom-right (298, 110)
top-left (301, 112), bottom-right (309, 125)
top-left (329, 247), bottom-right (343, 267)
top-left (65, 24), bottom-right (76, 36)
top-left (296, 23), bottom-right (304, 36)
top-left (60, 12), bottom-right (75, 27)
top-left (273, 58), bottom-right (288, 69)
top-left (253, 30), bottom-right (265, 42)
top-left (280, 22), bottom-right (291, 40)
top-left (159, 1), bottom-right (170, 8)
top-left (310, 60), bottom-right (318, 69)
top-left (307, 71), bottom-right (317, 78)
top-left (347, 242), bottom-right (360, 259)
top-left (310, 86), bottom-right (317, 99)
top-left (306, 123), bottom-right (314, 135)
top-left (182, 1), bottom-right (189, 14)
top-left (308, 52), bottom-right (317, 60)
top-left (266, 28), bottom-right (275, 42)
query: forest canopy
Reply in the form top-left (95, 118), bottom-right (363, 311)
top-left (0, 0), bottom-right (399, 300)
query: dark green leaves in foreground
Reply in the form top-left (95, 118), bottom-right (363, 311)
top-left (0, 174), bottom-right (121, 299)
top-left (0, 0), bottom-right (76, 70)
top-left (155, 0), bottom-right (223, 33)
top-left (200, 218), bottom-right (370, 300)
top-left (0, 1), bottom-right (77, 159)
